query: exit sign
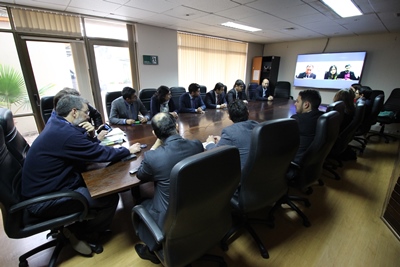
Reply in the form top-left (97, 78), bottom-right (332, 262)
top-left (143, 55), bottom-right (158, 65)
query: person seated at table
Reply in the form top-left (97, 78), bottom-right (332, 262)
top-left (48, 87), bottom-right (104, 130)
top-left (291, 89), bottom-right (324, 164)
top-left (337, 64), bottom-right (359, 80)
top-left (109, 86), bottom-right (150, 125)
top-left (179, 83), bottom-right (206, 114)
top-left (134, 112), bottom-right (204, 263)
top-left (21, 95), bottom-right (142, 253)
top-left (296, 64), bottom-right (316, 79)
top-left (150, 85), bottom-right (178, 118)
top-left (333, 89), bottom-right (355, 132)
top-left (324, 65), bottom-right (338, 80)
top-left (226, 79), bottom-right (248, 104)
top-left (205, 82), bottom-right (227, 109)
top-left (356, 86), bottom-right (373, 117)
top-left (255, 78), bottom-right (274, 101)
top-left (204, 100), bottom-right (258, 171)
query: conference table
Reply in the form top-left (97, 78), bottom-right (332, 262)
top-left (82, 98), bottom-right (296, 198)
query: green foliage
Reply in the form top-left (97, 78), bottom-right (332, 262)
top-left (0, 64), bottom-right (26, 109)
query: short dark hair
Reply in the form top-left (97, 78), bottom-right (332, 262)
top-left (228, 100), bottom-right (248, 123)
top-left (151, 112), bottom-right (177, 140)
top-left (234, 79), bottom-right (244, 88)
top-left (333, 89), bottom-right (355, 115)
top-left (122, 87), bottom-right (136, 99)
top-left (299, 89), bottom-right (321, 110)
top-left (56, 95), bottom-right (88, 117)
top-left (188, 83), bottom-right (200, 94)
top-left (155, 85), bottom-right (171, 103)
top-left (54, 87), bottom-right (80, 108)
top-left (213, 82), bottom-right (224, 91)
top-left (359, 86), bottom-right (372, 99)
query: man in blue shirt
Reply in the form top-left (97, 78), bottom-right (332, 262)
top-left (179, 83), bottom-right (206, 114)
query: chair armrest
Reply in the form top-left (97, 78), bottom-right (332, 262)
top-left (10, 191), bottom-right (90, 219)
top-left (132, 205), bottom-right (164, 246)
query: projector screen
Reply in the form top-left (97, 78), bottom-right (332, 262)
top-left (293, 51), bottom-right (367, 90)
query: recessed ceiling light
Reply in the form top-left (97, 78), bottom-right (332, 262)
top-left (322, 0), bottom-right (362, 18)
top-left (221, 22), bottom-right (262, 32)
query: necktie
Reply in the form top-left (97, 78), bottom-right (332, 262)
top-left (263, 89), bottom-right (266, 98)
top-left (191, 98), bottom-right (196, 108)
top-left (216, 94), bottom-right (219, 104)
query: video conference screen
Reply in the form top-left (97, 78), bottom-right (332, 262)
top-left (293, 51), bottom-right (367, 90)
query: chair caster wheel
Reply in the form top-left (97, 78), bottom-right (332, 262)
top-left (303, 220), bottom-right (311, 227)
top-left (89, 243), bottom-right (103, 254)
top-left (305, 200), bottom-right (311, 207)
top-left (220, 242), bottom-right (228, 252)
top-left (19, 260), bottom-right (28, 267)
top-left (305, 187), bottom-right (313, 195)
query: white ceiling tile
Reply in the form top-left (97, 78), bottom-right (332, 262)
top-left (166, 0), bottom-right (239, 13)
top-left (163, 5), bottom-right (209, 20)
top-left (123, 0), bottom-right (180, 13)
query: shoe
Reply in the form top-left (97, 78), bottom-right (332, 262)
top-left (63, 228), bottom-right (92, 256)
top-left (135, 244), bottom-right (160, 264)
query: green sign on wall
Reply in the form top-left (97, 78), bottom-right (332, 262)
top-left (143, 55), bottom-right (158, 65)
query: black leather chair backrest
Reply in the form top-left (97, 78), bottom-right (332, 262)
top-left (274, 81), bottom-right (291, 99)
top-left (105, 91), bottom-right (121, 118)
top-left (356, 94), bottom-right (384, 135)
top-left (296, 111), bottom-right (341, 189)
top-left (0, 108), bottom-right (30, 165)
top-left (138, 88), bottom-right (156, 111)
top-left (161, 146), bottom-right (240, 267)
top-left (40, 96), bottom-right (54, 124)
top-left (238, 118), bottom-right (299, 212)
top-left (326, 100), bottom-right (345, 126)
top-left (170, 86), bottom-right (186, 112)
top-left (383, 88), bottom-right (400, 121)
top-left (330, 103), bottom-right (365, 156)
top-left (199, 85), bottom-right (207, 101)
top-left (247, 83), bottom-right (258, 100)
top-left (369, 89), bottom-right (385, 104)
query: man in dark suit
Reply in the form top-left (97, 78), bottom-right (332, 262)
top-left (134, 112), bottom-right (204, 263)
top-left (255, 78), bottom-right (274, 101)
top-left (297, 64), bottom-right (316, 79)
top-left (226, 79), bottom-right (248, 104)
top-left (179, 83), bottom-right (206, 113)
top-left (337, 64), bottom-right (359, 80)
top-left (204, 100), bottom-right (258, 170)
top-left (205, 82), bottom-right (227, 109)
top-left (109, 87), bottom-right (150, 125)
top-left (291, 89), bottom-right (324, 164)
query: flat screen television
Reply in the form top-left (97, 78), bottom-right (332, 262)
top-left (293, 51), bottom-right (367, 89)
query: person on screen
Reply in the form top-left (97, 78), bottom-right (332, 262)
top-left (255, 78), bottom-right (274, 101)
top-left (134, 112), bottom-right (203, 264)
top-left (205, 82), bottom-right (227, 109)
top-left (150, 85), bottom-right (178, 118)
top-left (109, 87), bottom-right (150, 125)
top-left (203, 100), bottom-right (258, 171)
top-left (179, 83), bottom-right (206, 113)
top-left (324, 65), bottom-right (338, 80)
top-left (21, 95), bottom-right (142, 253)
top-left (337, 64), bottom-right (359, 80)
top-left (297, 64), bottom-right (316, 79)
top-left (226, 79), bottom-right (248, 104)
top-left (291, 89), bottom-right (324, 164)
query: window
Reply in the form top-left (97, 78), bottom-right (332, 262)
top-left (178, 32), bottom-right (247, 90)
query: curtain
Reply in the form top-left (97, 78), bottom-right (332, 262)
top-left (178, 32), bottom-right (247, 91)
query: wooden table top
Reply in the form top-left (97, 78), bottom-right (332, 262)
top-left (82, 98), bottom-right (295, 198)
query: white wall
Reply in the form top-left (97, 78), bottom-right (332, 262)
top-left (135, 24), bottom-right (179, 89)
top-left (263, 33), bottom-right (400, 104)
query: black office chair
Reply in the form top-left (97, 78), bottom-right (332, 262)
top-left (290, 110), bottom-right (341, 194)
top-left (199, 85), bottom-right (207, 101)
top-left (326, 100), bottom-right (345, 126)
top-left (274, 81), bottom-right (291, 99)
top-left (132, 146), bottom-right (241, 267)
top-left (352, 94), bottom-right (384, 153)
top-left (367, 88), bottom-right (400, 143)
top-left (0, 108), bottom-right (30, 165)
top-left (40, 95), bottom-right (54, 124)
top-left (324, 103), bottom-right (365, 180)
top-left (170, 86), bottom-right (186, 112)
top-left (0, 125), bottom-right (100, 267)
top-left (221, 119), bottom-right (300, 259)
top-left (138, 88), bottom-right (157, 111)
top-left (105, 91), bottom-right (121, 118)
top-left (247, 82), bottom-right (258, 100)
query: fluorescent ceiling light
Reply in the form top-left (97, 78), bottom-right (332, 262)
top-left (221, 22), bottom-right (261, 32)
top-left (322, 0), bottom-right (362, 18)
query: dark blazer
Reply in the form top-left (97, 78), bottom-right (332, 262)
top-left (109, 96), bottom-right (150, 124)
top-left (206, 120), bottom-right (258, 171)
top-left (179, 92), bottom-right (206, 113)
top-left (297, 72), bottom-right (316, 79)
top-left (150, 95), bottom-right (177, 118)
top-left (291, 109), bottom-right (324, 164)
top-left (136, 134), bottom-right (203, 249)
top-left (337, 71), bottom-right (358, 80)
top-left (226, 89), bottom-right (248, 104)
top-left (255, 85), bottom-right (273, 101)
top-left (205, 90), bottom-right (227, 109)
